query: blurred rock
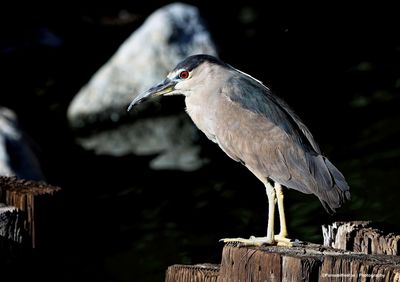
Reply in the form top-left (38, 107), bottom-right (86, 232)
top-left (67, 3), bottom-right (217, 170)
top-left (0, 107), bottom-right (44, 180)
top-left (77, 113), bottom-right (208, 171)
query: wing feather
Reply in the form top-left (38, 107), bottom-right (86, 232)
top-left (211, 72), bottom-right (349, 213)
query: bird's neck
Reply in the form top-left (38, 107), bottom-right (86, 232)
top-left (184, 90), bottom-right (219, 143)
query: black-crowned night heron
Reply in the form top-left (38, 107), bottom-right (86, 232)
top-left (128, 54), bottom-right (350, 246)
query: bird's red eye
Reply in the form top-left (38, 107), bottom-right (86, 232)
top-left (179, 70), bottom-right (190, 79)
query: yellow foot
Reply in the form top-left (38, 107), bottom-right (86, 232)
top-left (220, 235), bottom-right (293, 247)
top-left (220, 236), bottom-right (274, 246)
top-left (274, 234), bottom-right (293, 247)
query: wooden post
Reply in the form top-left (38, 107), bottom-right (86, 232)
top-left (218, 243), bottom-right (400, 281)
top-left (0, 204), bottom-right (28, 263)
top-left (322, 221), bottom-right (400, 255)
top-left (0, 176), bottom-right (61, 248)
top-left (165, 264), bottom-right (220, 282)
top-left (165, 222), bottom-right (400, 281)
top-left (0, 205), bottom-right (26, 244)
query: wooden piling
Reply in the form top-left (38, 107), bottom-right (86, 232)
top-left (165, 222), bottom-right (400, 281)
top-left (165, 264), bottom-right (220, 282)
top-left (322, 221), bottom-right (400, 255)
top-left (0, 176), bottom-right (61, 248)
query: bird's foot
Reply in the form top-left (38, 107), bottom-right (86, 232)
top-left (220, 236), bottom-right (274, 246)
top-left (274, 234), bottom-right (293, 247)
top-left (220, 235), bottom-right (292, 247)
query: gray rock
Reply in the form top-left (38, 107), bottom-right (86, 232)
top-left (77, 113), bottom-right (208, 171)
top-left (67, 3), bottom-right (217, 170)
top-left (0, 107), bottom-right (44, 180)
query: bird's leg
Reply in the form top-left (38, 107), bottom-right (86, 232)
top-left (274, 183), bottom-right (292, 246)
top-left (220, 181), bottom-right (276, 246)
top-left (264, 181), bottom-right (276, 243)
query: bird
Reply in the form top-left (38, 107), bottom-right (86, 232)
top-left (127, 54), bottom-right (350, 246)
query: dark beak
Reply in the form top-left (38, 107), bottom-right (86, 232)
top-left (127, 78), bottom-right (176, 111)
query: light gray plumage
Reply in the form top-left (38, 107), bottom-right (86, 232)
top-left (128, 54), bottom-right (350, 245)
top-left (218, 72), bottom-right (349, 214)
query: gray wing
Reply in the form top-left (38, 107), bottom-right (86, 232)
top-left (213, 73), bottom-right (350, 213)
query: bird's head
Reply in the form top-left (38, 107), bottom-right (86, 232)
top-left (127, 54), bottom-right (227, 111)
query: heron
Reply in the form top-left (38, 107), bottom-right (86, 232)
top-left (127, 54), bottom-right (350, 246)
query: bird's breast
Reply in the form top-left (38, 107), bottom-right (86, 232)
top-left (185, 94), bottom-right (218, 143)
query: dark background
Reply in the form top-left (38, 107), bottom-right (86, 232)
top-left (1, 2), bottom-right (399, 281)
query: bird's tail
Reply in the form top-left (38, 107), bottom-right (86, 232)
top-left (312, 155), bottom-right (350, 214)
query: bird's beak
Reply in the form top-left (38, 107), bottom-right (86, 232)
top-left (127, 78), bottom-right (177, 111)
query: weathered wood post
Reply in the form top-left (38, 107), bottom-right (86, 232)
top-left (0, 176), bottom-right (61, 248)
top-left (165, 221), bottom-right (400, 281)
top-left (322, 221), bottom-right (400, 255)
top-left (0, 205), bottom-right (26, 246)
top-left (165, 264), bottom-right (220, 282)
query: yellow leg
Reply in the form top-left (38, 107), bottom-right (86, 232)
top-left (220, 182), bottom-right (276, 246)
top-left (274, 183), bottom-right (292, 245)
top-left (220, 181), bottom-right (292, 247)
top-left (265, 181), bottom-right (276, 243)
